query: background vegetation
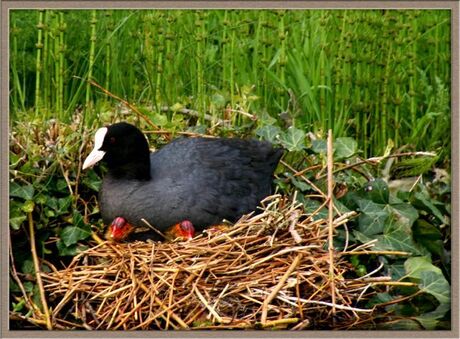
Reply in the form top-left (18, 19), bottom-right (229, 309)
top-left (9, 9), bottom-right (451, 330)
top-left (10, 9), bottom-right (451, 157)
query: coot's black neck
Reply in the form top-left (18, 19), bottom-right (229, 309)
top-left (106, 152), bottom-right (152, 181)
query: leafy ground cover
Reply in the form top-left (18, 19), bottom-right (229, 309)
top-left (9, 113), bottom-right (451, 329)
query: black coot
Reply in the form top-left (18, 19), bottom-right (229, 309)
top-left (83, 122), bottom-right (283, 235)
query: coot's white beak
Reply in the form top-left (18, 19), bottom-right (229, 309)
top-left (83, 127), bottom-right (108, 169)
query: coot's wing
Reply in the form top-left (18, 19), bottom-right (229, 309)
top-left (151, 137), bottom-right (283, 228)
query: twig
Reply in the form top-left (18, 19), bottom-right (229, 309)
top-left (229, 108), bottom-right (257, 120)
top-left (9, 234), bottom-right (35, 313)
top-left (352, 262), bottom-right (384, 280)
top-left (288, 211), bottom-right (302, 244)
top-left (370, 281), bottom-right (417, 287)
top-left (261, 317), bottom-right (300, 328)
top-left (261, 254), bottom-right (302, 324)
top-left (137, 280), bottom-right (188, 329)
top-left (367, 151), bottom-right (437, 162)
top-left (141, 218), bottom-right (167, 239)
top-left (280, 160), bottom-right (327, 199)
top-left (275, 295), bottom-right (373, 313)
top-left (339, 250), bottom-right (410, 256)
top-left (91, 232), bottom-right (105, 245)
top-left (28, 212), bottom-right (52, 330)
top-left (74, 77), bottom-right (163, 137)
top-left (194, 286), bottom-right (224, 323)
top-left (326, 129), bottom-right (336, 316)
top-left (57, 160), bottom-right (74, 196)
top-left (374, 290), bottom-right (423, 307)
top-left (409, 175), bottom-right (423, 192)
top-left (317, 151), bottom-right (437, 180)
top-left (160, 106), bottom-right (228, 125)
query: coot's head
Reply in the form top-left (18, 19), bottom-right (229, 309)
top-left (83, 122), bottom-right (151, 179)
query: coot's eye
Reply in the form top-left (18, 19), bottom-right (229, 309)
top-left (110, 137), bottom-right (116, 144)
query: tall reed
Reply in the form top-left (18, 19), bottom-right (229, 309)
top-left (10, 9), bottom-right (451, 158)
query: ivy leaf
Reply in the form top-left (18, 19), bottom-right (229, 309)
top-left (385, 203), bottom-right (419, 228)
top-left (311, 139), bottom-right (327, 154)
top-left (151, 114), bottom-right (168, 127)
top-left (23, 282), bottom-right (34, 293)
top-left (277, 127), bottom-right (306, 152)
top-left (10, 182), bottom-right (35, 200)
top-left (32, 284), bottom-right (43, 312)
top-left (299, 196), bottom-right (328, 220)
top-left (404, 256), bottom-right (450, 305)
top-left (257, 111), bottom-right (277, 126)
top-left (56, 240), bottom-right (88, 256)
top-left (379, 319), bottom-right (424, 330)
top-left (363, 179), bottom-right (389, 204)
top-left (413, 317), bottom-right (439, 331)
top-left (352, 230), bottom-right (373, 244)
top-left (21, 200), bottom-right (35, 213)
top-left (333, 197), bottom-right (352, 215)
top-left (413, 219), bottom-right (444, 257)
top-left (372, 217), bottom-right (427, 255)
top-left (9, 202), bottom-right (27, 230)
top-left (334, 137), bottom-right (357, 160)
top-left (357, 199), bottom-right (389, 235)
top-left (56, 240), bottom-right (77, 256)
top-left (22, 259), bottom-right (35, 275)
top-left (387, 263), bottom-right (406, 280)
top-left (55, 179), bottom-right (69, 193)
top-left (60, 226), bottom-right (91, 247)
top-left (404, 256), bottom-right (437, 277)
top-left (46, 196), bottom-right (72, 215)
top-left (12, 299), bottom-right (26, 312)
top-left (367, 292), bottom-right (394, 307)
top-left (82, 170), bottom-right (102, 192)
top-left (9, 215), bottom-right (27, 230)
top-left (71, 210), bottom-right (85, 228)
top-left (412, 191), bottom-right (446, 223)
top-left (419, 271), bottom-right (450, 305)
top-left (416, 303), bottom-right (451, 329)
top-left (403, 257), bottom-right (451, 329)
top-left (285, 173), bottom-right (311, 192)
top-left (60, 219), bottom-right (91, 247)
top-left (256, 125), bottom-right (281, 144)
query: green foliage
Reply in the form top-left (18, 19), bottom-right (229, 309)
top-left (9, 9), bottom-right (451, 160)
top-left (333, 138), bottom-right (358, 160)
top-left (340, 172), bottom-right (450, 329)
top-left (59, 212), bottom-right (92, 246)
top-left (277, 127), bottom-right (306, 152)
top-left (9, 115), bottom-right (451, 329)
top-left (9, 120), bottom-right (102, 259)
top-left (392, 156), bottom-right (439, 178)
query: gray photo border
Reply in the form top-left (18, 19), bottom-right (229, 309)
top-left (1, 1), bottom-right (459, 339)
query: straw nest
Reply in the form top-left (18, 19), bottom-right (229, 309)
top-left (39, 192), bottom-right (397, 331)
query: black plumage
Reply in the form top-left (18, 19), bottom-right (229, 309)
top-left (85, 122), bottom-right (283, 232)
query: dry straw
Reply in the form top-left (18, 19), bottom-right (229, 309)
top-left (42, 194), bottom-right (374, 330)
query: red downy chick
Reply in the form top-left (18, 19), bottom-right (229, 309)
top-left (165, 220), bottom-right (195, 241)
top-left (105, 216), bottom-right (134, 242)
